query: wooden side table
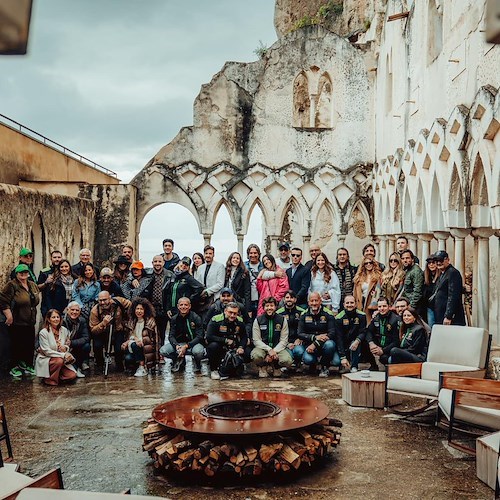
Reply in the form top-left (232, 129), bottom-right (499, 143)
top-left (342, 371), bottom-right (401, 409)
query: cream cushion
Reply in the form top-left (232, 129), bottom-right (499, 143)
top-left (387, 376), bottom-right (439, 397)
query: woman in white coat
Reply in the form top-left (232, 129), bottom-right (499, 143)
top-left (36, 309), bottom-right (77, 386)
top-left (308, 252), bottom-right (341, 313)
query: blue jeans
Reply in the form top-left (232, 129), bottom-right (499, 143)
top-left (302, 340), bottom-right (341, 367)
top-left (124, 341), bottom-right (145, 367)
top-left (160, 342), bottom-right (206, 366)
top-left (289, 344), bottom-right (306, 364)
top-left (427, 308), bottom-right (435, 330)
top-left (347, 344), bottom-right (361, 369)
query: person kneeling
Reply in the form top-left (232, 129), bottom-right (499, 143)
top-left (122, 298), bottom-right (157, 377)
top-left (160, 297), bottom-right (205, 373)
top-left (388, 307), bottom-right (429, 364)
top-left (251, 297), bottom-right (292, 378)
top-left (206, 302), bottom-right (247, 380)
top-left (36, 309), bottom-right (77, 386)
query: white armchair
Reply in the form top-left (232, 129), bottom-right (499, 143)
top-left (385, 325), bottom-right (491, 411)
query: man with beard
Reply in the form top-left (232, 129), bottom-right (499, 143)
top-left (276, 290), bottom-right (305, 366)
top-left (333, 248), bottom-right (358, 308)
top-left (252, 296), bottom-right (292, 378)
top-left (401, 250), bottom-right (424, 309)
top-left (334, 295), bottom-right (367, 373)
top-left (285, 248), bottom-right (310, 308)
top-left (38, 250), bottom-right (63, 315)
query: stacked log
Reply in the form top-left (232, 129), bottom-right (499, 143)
top-left (143, 417), bottom-right (341, 477)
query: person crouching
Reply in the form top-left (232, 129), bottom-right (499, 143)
top-left (35, 309), bottom-right (77, 386)
top-left (251, 296), bottom-right (292, 378)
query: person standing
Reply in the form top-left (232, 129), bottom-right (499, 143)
top-left (333, 248), bottom-right (358, 307)
top-left (161, 238), bottom-right (180, 272)
top-left (353, 258), bottom-right (382, 323)
top-left (37, 250), bottom-right (63, 314)
top-left (72, 248), bottom-right (100, 279)
top-left (122, 261), bottom-right (151, 301)
top-left (256, 254), bottom-right (289, 316)
top-left (380, 252), bottom-right (405, 307)
top-left (10, 247), bottom-right (36, 282)
top-left (98, 267), bottom-right (124, 298)
top-left (224, 252), bottom-right (251, 313)
top-left (0, 264), bottom-right (40, 378)
top-left (194, 246), bottom-right (225, 319)
top-left (430, 250), bottom-right (466, 326)
top-left (45, 259), bottom-right (75, 316)
top-left (401, 250), bottom-right (424, 310)
top-left (285, 247), bottom-right (310, 307)
top-left (422, 254), bottom-right (441, 328)
top-left (396, 236), bottom-right (420, 265)
top-left (71, 263), bottom-right (101, 320)
top-left (245, 244), bottom-right (264, 318)
top-left (308, 252), bottom-right (341, 314)
top-left (275, 242), bottom-right (292, 270)
top-left (304, 244), bottom-right (321, 270)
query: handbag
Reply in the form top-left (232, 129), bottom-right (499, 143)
top-left (220, 349), bottom-right (243, 373)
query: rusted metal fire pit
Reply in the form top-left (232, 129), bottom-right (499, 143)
top-left (143, 391), bottom-right (342, 477)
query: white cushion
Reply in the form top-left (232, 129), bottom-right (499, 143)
top-left (421, 362), bottom-right (480, 381)
top-left (387, 376), bottom-right (439, 397)
top-left (438, 388), bottom-right (500, 430)
top-left (428, 325), bottom-right (489, 368)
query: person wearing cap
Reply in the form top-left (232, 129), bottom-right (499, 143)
top-left (429, 250), bottom-right (466, 326)
top-left (423, 253), bottom-right (441, 328)
top-left (113, 255), bottom-right (131, 284)
top-left (165, 256), bottom-right (205, 318)
top-left (0, 263), bottom-right (40, 378)
top-left (276, 242), bottom-right (292, 270)
top-left (10, 247), bottom-right (37, 282)
top-left (72, 248), bottom-right (100, 279)
top-left (122, 261), bottom-right (151, 301)
top-left (98, 267), bottom-right (124, 298)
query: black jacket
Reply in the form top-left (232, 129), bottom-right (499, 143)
top-left (398, 323), bottom-right (428, 360)
top-left (164, 270), bottom-right (204, 315)
top-left (62, 316), bottom-right (90, 350)
top-left (206, 314), bottom-right (247, 349)
top-left (297, 306), bottom-right (335, 347)
top-left (253, 313), bottom-right (287, 349)
top-left (276, 305), bottom-right (305, 342)
top-left (365, 311), bottom-right (401, 355)
top-left (168, 311), bottom-right (204, 348)
top-left (225, 267), bottom-right (251, 312)
top-left (334, 309), bottom-right (367, 359)
top-left (98, 280), bottom-right (124, 298)
top-left (162, 252), bottom-right (180, 272)
top-left (286, 264), bottom-right (311, 305)
top-left (204, 299), bottom-right (249, 331)
top-left (431, 264), bottom-right (466, 325)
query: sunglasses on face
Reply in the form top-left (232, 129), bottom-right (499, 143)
top-left (291, 254), bottom-right (301, 257)
top-left (389, 259), bottom-right (398, 263)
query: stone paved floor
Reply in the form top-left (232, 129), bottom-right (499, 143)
top-left (0, 363), bottom-right (492, 499)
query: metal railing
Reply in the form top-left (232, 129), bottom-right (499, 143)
top-left (0, 112), bottom-right (117, 178)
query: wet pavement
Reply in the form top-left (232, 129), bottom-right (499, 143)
top-left (0, 361), bottom-right (492, 499)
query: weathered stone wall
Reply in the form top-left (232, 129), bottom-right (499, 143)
top-left (0, 183), bottom-right (95, 283)
top-left (0, 122), bottom-right (119, 188)
top-left (79, 184), bottom-right (137, 268)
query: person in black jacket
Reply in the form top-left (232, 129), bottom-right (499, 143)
top-left (44, 259), bottom-right (75, 316)
top-left (365, 296), bottom-right (401, 367)
top-left (286, 248), bottom-right (311, 307)
top-left (160, 297), bottom-right (205, 372)
top-left (63, 301), bottom-right (91, 376)
top-left (297, 292), bottom-right (340, 377)
top-left (333, 248), bottom-right (358, 308)
top-left (388, 307), bottom-right (429, 364)
top-left (276, 290), bottom-right (305, 366)
top-left (334, 295), bottom-right (367, 373)
top-left (206, 302), bottom-right (247, 380)
top-left (431, 250), bottom-right (466, 326)
top-left (164, 257), bottom-right (204, 317)
top-left (224, 252), bottom-right (251, 315)
top-left (98, 267), bottom-right (124, 298)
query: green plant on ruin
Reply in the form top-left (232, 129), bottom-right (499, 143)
top-left (292, 1), bottom-right (343, 31)
top-left (364, 18), bottom-right (371, 31)
top-left (254, 40), bottom-right (269, 59)
top-left (294, 14), bottom-right (319, 30)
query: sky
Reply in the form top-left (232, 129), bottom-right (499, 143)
top-left (0, 0), bottom-right (277, 264)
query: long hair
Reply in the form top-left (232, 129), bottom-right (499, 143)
top-left (225, 251), bottom-right (248, 282)
top-left (311, 252), bottom-right (334, 283)
top-left (43, 309), bottom-right (62, 331)
top-left (262, 254), bottom-right (277, 271)
top-left (399, 306), bottom-right (426, 340)
top-left (76, 263), bottom-right (97, 288)
top-left (354, 258), bottom-right (382, 285)
top-left (424, 260), bottom-right (441, 285)
top-left (191, 252), bottom-right (204, 275)
top-left (381, 252), bottom-right (405, 286)
top-left (50, 259), bottom-right (73, 291)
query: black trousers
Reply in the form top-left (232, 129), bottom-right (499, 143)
top-left (389, 347), bottom-right (421, 364)
top-left (10, 324), bottom-right (35, 368)
top-left (93, 330), bottom-right (126, 369)
top-left (0, 323), bottom-right (11, 373)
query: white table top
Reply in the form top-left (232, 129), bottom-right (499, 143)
top-left (342, 371), bottom-right (386, 382)
top-left (17, 488), bottom-right (166, 499)
top-left (0, 467), bottom-right (34, 498)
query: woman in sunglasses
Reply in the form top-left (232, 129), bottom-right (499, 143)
top-left (380, 252), bottom-right (406, 308)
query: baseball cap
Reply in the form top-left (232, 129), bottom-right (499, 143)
top-left (180, 256), bottom-right (192, 266)
top-left (278, 242), bottom-right (290, 250)
top-left (100, 267), bottom-right (113, 277)
top-left (426, 253), bottom-right (436, 262)
top-left (220, 287), bottom-right (233, 295)
top-left (19, 247), bottom-right (33, 257)
top-left (130, 261), bottom-right (144, 270)
top-left (15, 264), bottom-right (30, 273)
top-left (433, 250), bottom-right (449, 261)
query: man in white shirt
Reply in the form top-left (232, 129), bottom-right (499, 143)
top-left (275, 242), bottom-right (292, 270)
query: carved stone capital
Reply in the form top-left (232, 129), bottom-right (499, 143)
top-left (471, 227), bottom-right (495, 239)
top-left (449, 228), bottom-right (470, 240)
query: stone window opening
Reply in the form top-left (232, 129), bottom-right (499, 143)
top-left (427, 0), bottom-right (443, 64)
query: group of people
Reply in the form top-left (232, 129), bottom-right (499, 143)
top-left (0, 235), bottom-right (467, 384)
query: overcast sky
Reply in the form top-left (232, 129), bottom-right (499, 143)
top-left (0, 0), bottom-right (277, 263)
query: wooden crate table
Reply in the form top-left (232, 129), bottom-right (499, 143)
top-left (476, 431), bottom-right (500, 490)
top-left (342, 371), bottom-right (401, 409)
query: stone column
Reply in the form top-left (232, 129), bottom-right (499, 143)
top-left (237, 234), bottom-right (244, 256)
top-left (449, 228), bottom-right (470, 278)
top-left (203, 234), bottom-right (212, 247)
top-left (303, 236), bottom-right (311, 258)
top-left (418, 234), bottom-right (434, 264)
top-left (337, 233), bottom-right (347, 249)
top-left (387, 235), bottom-right (396, 255)
top-left (270, 236), bottom-right (280, 256)
top-left (471, 228), bottom-right (494, 330)
top-left (434, 231), bottom-right (450, 251)
top-left (378, 235), bottom-right (388, 265)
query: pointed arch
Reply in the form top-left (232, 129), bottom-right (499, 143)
top-left (30, 212), bottom-right (47, 272)
top-left (348, 200), bottom-right (371, 238)
top-left (279, 197), bottom-right (305, 246)
top-left (312, 200), bottom-right (335, 247)
top-left (448, 164), bottom-right (466, 227)
top-left (71, 220), bottom-right (84, 263)
top-left (429, 175), bottom-right (445, 230)
top-left (402, 187), bottom-right (413, 233)
top-left (415, 180), bottom-right (428, 232)
top-left (212, 199), bottom-right (238, 235)
top-left (470, 153), bottom-right (491, 227)
top-left (293, 72), bottom-right (310, 128)
top-left (315, 72), bottom-right (333, 128)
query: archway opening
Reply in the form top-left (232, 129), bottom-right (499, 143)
top-left (138, 203), bottom-right (203, 266)
top-left (211, 204), bottom-right (237, 264)
top-left (30, 213), bottom-right (46, 273)
top-left (244, 204), bottom-right (265, 256)
top-left (70, 221), bottom-right (84, 263)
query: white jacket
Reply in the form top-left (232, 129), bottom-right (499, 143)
top-left (194, 261), bottom-right (225, 299)
top-left (35, 327), bottom-right (76, 378)
top-left (308, 270), bottom-right (341, 311)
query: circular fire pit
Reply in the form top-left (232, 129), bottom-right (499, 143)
top-left (144, 391), bottom-right (342, 478)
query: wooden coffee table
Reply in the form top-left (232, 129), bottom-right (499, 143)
top-left (342, 371), bottom-right (402, 409)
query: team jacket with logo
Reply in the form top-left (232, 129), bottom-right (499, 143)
top-left (206, 313), bottom-right (247, 349)
top-left (252, 313), bottom-right (289, 353)
top-left (276, 305), bottom-right (305, 342)
top-left (334, 309), bottom-right (367, 359)
top-left (297, 306), bottom-right (335, 348)
top-left (365, 311), bottom-right (401, 355)
top-left (168, 311), bottom-right (204, 348)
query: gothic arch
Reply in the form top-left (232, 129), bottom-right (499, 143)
top-left (347, 200), bottom-right (371, 238)
top-left (415, 180), bottom-right (428, 232)
top-left (293, 72), bottom-right (310, 128)
top-left (30, 212), bottom-right (47, 272)
top-left (429, 175), bottom-right (445, 230)
top-left (70, 220), bottom-right (84, 263)
top-left (312, 200), bottom-right (335, 246)
top-left (279, 197), bottom-right (305, 242)
top-left (447, 163), bottom-right (466, 227)
top-left (243, 198), bottom-right (269, 237)
top-left (212, 199), bottom-right (238, 235)
top-left (470, 153), bottom-right (491, 227)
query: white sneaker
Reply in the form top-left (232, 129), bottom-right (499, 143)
top-left (200, 359), bottom-right (210, 377)
top-left (134, 366), bottom-right (148, 377)
top-left (81, 362), bottom-right (90, 371)
top-left (76, 368), bottom-right (86, 378)
top-left (351, 367), bottom-right (358, 373)
top-left (210, 370), bottom-right (221, 380)
top-left (319, 367), bottom-right (329, 377)
top-left (258, 366), bottom-right (269, 378)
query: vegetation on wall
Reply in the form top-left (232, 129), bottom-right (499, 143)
top-left (253, 40), bottom-right (269, 59)
top-left (292, 0), bottom-right (343, 31)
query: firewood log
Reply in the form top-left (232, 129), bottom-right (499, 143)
top-left (259, 443), bottom-right (283, 463)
